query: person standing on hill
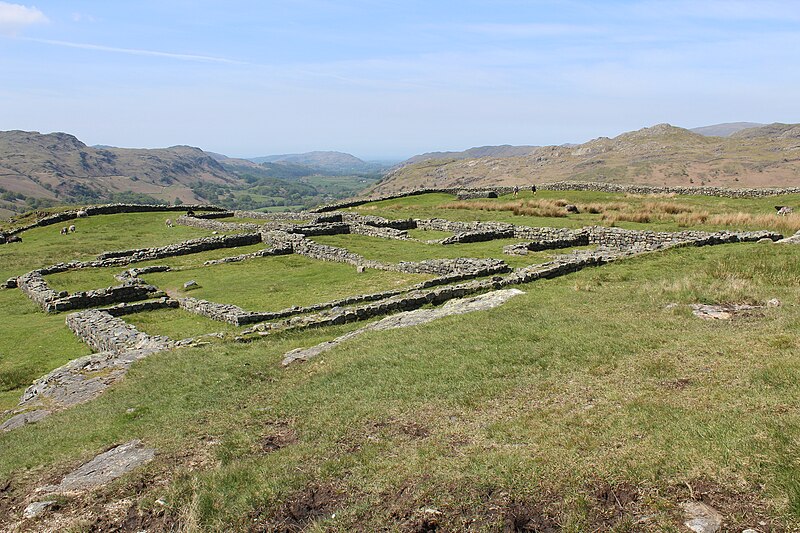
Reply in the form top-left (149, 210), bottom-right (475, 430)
top-left (531, 184), bottom-right (537, 195)
top-left (513, 185), bottom-right (519, 197)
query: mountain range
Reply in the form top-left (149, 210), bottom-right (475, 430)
top-left (0, 131), bottom-right (385, 217)
top-left (372, 122), bottom-right (800, 195)
top-left (2, 122), bottom-right (799, 217)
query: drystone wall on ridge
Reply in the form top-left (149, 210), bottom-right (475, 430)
top-left (311, 182), bottom-right (800, 212)
top-left (6, 203), bottom-right (226, 236)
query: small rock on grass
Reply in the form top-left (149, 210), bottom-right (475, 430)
top-left (23, 500), bottom-right (56, 518)
top-left (183, 280), bottom-right (199, 290)
top-left (681, 501), bottom-right (723, 533)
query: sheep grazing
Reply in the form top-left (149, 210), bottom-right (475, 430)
top-left (60, 227), bottom-right (68, 235)
top-left (76, 210), bottom-right (88, 218)
top-left (776, 206), bottom-right (794, 216)
top-left (165, 219), bottom-right (174, 227)
top-left (68, 225), bottom-right (76, 233)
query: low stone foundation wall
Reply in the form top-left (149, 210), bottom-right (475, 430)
top-left (175, 215), bottom-right (262, 232)
top-left (350, 223), bottom-right (409, 240)
top-left (45, 284), bottom-right (163, 313)
top-left (97, 232), bottom-right (263, 261)
top-left (240, 228), bottom-right (780, 339)
top-left (504, 234), bottom-right (590, 255)
top-left (457, 190), bottom-right (499, 200)
top-left (115, 265), bottom-right (171, 283)
top-left (203, 246), bottom-right (292, 265)
top-left (342, 213), bottom-right (416, 229)
top-left (100, 298), bottom-right (179, 316)
top-left (65, 309), bottom-right (171, 354)
top-left (17, 271), bottom-right (61, 308)
top-left (440, 229), bottom-right (514, 244)
top-left (17, 270), bottom-right (163, 313)
top-left (233, 210), bottom-right (310, 221)
top-left (192, 211), bottom-right (235, 219)
top-left (177, 265), bottom-right (511, 326)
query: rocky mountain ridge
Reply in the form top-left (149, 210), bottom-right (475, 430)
top-left (372, 123), bottom-right (800, 194)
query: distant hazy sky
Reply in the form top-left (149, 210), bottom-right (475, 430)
top-left (1, 1), bottom-right (799, 159)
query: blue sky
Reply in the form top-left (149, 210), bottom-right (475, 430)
top-left (1, 1), bottom-right (799, 160)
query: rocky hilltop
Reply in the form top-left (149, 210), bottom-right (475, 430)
top-left (373, 123), bottom-right (800, 194)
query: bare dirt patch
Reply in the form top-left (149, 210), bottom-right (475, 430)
top-left (503, 498), bottom-right (560, 532)
top-left (253, 483), bottom-right (341, 533)
top-left (261, 421), bottom-right (298, 453)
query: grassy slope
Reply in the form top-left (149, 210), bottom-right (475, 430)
top-left (0, 244), bottom-right (797, 531)
top-left (0, 195), bottom-right (798, 530)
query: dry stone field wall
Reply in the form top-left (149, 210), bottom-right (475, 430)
top-left (0, 197), bottom-right (788, 431)
top-left (311, 182), bottom-right (800, 212)
top-left (3, 203), bottom-right (226, 237)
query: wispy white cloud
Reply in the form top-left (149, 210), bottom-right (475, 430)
top-left (0, 1), bottom-right (47, 36)
top-left (23, 37), bottom-right (246, 64)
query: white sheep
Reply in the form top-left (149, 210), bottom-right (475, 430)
top-left (68, 224), bottom-right (76, 233)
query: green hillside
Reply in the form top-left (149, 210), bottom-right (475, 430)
top-left (1, 189), bottom-right (799, 531)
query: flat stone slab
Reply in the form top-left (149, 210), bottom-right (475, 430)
top-left (38, 440), bottom-right (155, 494)
top-left (0, 409), bottom-right (51, 433)
top-left (282, 288), bottom-right (525, 365)
top-left (690, 303), bottom-right (761, 320)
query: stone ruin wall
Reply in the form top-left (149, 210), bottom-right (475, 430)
top-left (97, 232), bottom-right (263, 261)
top-left (16, 270), bottom-right (163, 313)
top-left (65, 309), bottom-right (171, 354)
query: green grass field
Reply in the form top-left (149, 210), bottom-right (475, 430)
top-left (141, 254), bottom-right (432, 312)
top-left (0, 193), bottom-right (798, 531)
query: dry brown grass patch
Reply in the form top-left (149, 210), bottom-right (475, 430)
top-left (601, 212), bottom-right (652, 224)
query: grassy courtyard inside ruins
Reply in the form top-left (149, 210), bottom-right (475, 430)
top-left (0, 190), bottom-right (799, 530)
